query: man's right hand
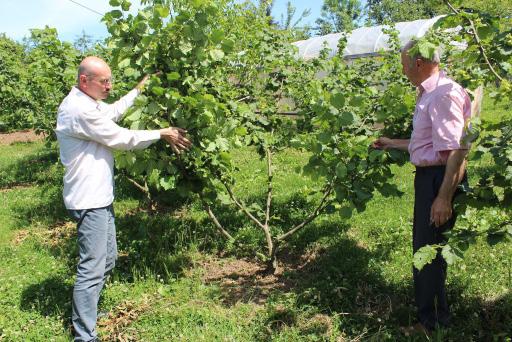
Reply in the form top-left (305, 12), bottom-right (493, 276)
top-left (372, 137), bottom-right (393, 150)
top-left (372, 137), bottom-right (411, 152)
top-left (159, 127), bottom-right (192, 154)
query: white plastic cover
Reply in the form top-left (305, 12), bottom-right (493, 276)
top-left (293, 16), bottom-right (445, 60)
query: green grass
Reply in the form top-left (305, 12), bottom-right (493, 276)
top-left (1, 99), bottom-right (511, 341)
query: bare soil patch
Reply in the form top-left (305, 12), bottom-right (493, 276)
top-left (199, 246), bottom-right (327, 306)
top-left (98, 298), bottom-right (152, 342)
top-left (0, 130), bottom-right (43, 145)
top-left (0, 184), bottom-right (34, 192)
top-left (32, 221), bottom-right (76, 247)
top-left (11, 229), bottom-right (30, 246)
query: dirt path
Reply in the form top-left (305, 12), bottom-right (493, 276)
top-left (0, 130), bottom-right (44, 145)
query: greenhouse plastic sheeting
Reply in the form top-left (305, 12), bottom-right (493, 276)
top-left (293, 16), bottom-right (445, 60)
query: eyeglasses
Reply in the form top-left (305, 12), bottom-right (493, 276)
top-left (86, 75), bottom-right (113, 85)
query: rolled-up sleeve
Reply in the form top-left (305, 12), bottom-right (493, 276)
top-left (72, 110), bottom-right (160, 151)
top-left (104, 88), bottom-right (140, 122)
top-left (430, 92), bottom-right (468, 152)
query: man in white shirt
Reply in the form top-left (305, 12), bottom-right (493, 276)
top-left (56, 56), bottom-right (191, 342)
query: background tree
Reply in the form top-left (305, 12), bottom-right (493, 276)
top-left (315, 0), bottom-right (363, 35)
top-left (25, 27), bottom-right (79, 140)
top-left (74, 30), bottom-right (96, 55)
top-left (278, 1), bottom-right (312, 40)
top-left (365, 0), bottom-right (512, 26)
top-left (365, 0), bottom-right (444, 25)
top-left (0, 34), bottom-right (32, 132)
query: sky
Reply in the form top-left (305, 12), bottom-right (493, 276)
top-left (0, 0), bottom-right (322, 43)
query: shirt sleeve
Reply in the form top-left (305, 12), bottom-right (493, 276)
top-left (72, 109), bottom-right (160, 151)
top-left (430, 91), bottom-right (469, 152)
top-left (103, 88), bottom-right (140, 122)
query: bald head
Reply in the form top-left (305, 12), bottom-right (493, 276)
top-left (77, 56), bottom-right (112, 100)
top-left (77, 56), bottom-right (110, 82)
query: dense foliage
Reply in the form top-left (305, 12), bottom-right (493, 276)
top-left (0, 35), bottom-right (31, 132)
top-left (101, 0), bottom-right (418, 270)
top-left (0, 0), bottom-right (510, 271)
top-left (0, 28), bottom-right (78, 138)
top-left (25, 27), bottom-right (79, 140)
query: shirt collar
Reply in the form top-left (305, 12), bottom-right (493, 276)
top-left (71, 86), bottom-right (102, 109)
top-left (419, 70), bottom-right (445, 94)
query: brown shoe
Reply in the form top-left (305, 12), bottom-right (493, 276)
top-left (400, 322), bottom-right (431, 337)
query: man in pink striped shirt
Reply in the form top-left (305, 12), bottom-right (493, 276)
top-left (374, 40), bottom-right (471, 334)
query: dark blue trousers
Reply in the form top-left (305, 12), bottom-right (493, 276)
top-left (413, 165), bottom-right (466, 330)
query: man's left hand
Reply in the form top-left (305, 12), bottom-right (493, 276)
top-left (430, 196), bottom-right (452, 227)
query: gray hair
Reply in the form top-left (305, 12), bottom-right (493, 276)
top-left (77, 64), bottom-right (88, 83)
top-left (401, 40), bottom-right (440, 65)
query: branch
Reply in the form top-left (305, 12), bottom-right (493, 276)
top-left (223, 183), bottom-right (266, 230)
top-left (236, 95), bottom-right (252, 103)
top-left (264, 147), bottom-right (273, 228)
top-left (444, 0), bottom-right (503, 82)
top-left (202, 201), bottom-right (234, 240)
top-left (125, 175), bottom-right (150, 196)
top-left (263, 147), bottom-right (274, 256)
top-left (277, 181), bottom-right (335, 241)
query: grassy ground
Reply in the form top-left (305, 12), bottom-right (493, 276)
top-left (0, 97), bottom-right (511, 341)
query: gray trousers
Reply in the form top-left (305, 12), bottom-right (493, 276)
top-left (68, 205), bottom-right (117, 342)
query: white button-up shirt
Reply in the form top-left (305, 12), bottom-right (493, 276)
top-left (56, 87), bottom-right (160, 210)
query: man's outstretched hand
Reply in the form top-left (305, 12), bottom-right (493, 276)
top-left (372, 137), bottom-right (393, 150)
top-left (136, 71), bottom-right (163, 92)
top-left (159, 127), bottom-right (192, 154)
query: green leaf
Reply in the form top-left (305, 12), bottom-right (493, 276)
top-left (413, 245), bottom-right (438, 270)
top-left (330, 92), bottom-right (345, 108)
top-left (205, 141), bottom-right (216, 152)
top-left (335, 162), bottom-right (347, 178)
top-left (126, 108), bottom-right (141, 121)
top-left (109, 0), bottom-right (121, 6)
top-left (179, 41), bottom-right (193, 54)
top-left (121, 0), bottom-right (131, 11)
top-left (190, 0), bottom-right (205, 9)
top-left (339, 205), bottom-right (353, 219)
top-left (349, 96), bottom-right (364, 107)
top-left (147, 101), bottom-right (160, 115)
top-left (210, 29), bottom-right (224, 44)
top-left (148, 169), bottom-right (160, 187)
top-left (317, 132), bottom-right (331, 144)
top-left (130, 120), bottom-right (145, 129)
top-left (209, 49), bottom-right (224, 61)
top-left (118, 57), bottom-right (131, 69)
top-left (441, 244), bottom-right (460, 265)
top-left (151, 86), bottom-right (165, 96)
top-left (221, 39), bottom-right (235, 53)
top-left (160, 176), bottom-right (175, 191)
top-left (369, 149), bottom-right (383, 162)
top-left (154, 5), bottom-right (169, 18)
top-left (235, 126), bottom-right (247, 136)
top-left (339, 111), bottom-right (354, 126)
top-left (110, 10), bottom-right (123, 18)
top-left (217, 191), bottom-right (231, 205)
top-left (419, 42), bottom-right (436, 60)
top-left (487, 231), bottom-right (505, 246)
top-left (123, 67), bottom-right (138, 78)
top-left (166, 72), bottom-right (180, 81)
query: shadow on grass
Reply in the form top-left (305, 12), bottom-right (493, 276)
top-left (444, 283), bottom-right (512, 340)
top-left (19, 275), bottom-right (73, 320)
top-left (0, 144), bottom-right (59, 189)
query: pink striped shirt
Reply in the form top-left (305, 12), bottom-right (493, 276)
top-left (408, 71), bottom-right (471, 167)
